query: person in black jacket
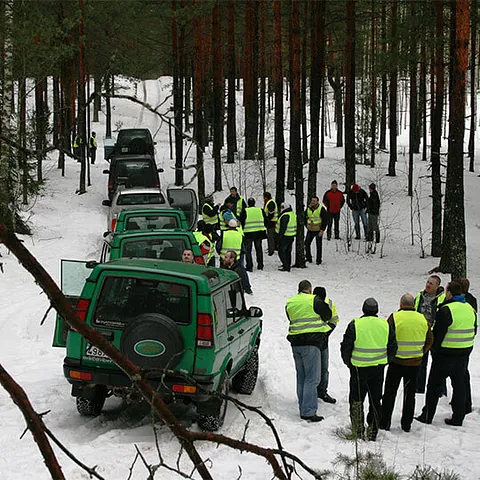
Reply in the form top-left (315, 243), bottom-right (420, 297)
top-left (347, 184), bottom-right (369, 240)
top-left (415, 281), bottom-right (477, 426)
top-left (367, 183), bottom-right (380, 243)
top-left (224, 187), bottom-right (247, 227)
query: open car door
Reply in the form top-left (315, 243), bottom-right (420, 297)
top-left (167, 188), bottom-right (199, 230)
top-left (52, 259), bottom-right (92, 347)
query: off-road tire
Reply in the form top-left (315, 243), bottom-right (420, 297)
top-left (197, 373), bottom-right (229, 432)
top-left (231, 347), bottom-right (259, 395)
top-left (76, 391), bottom-right (106, 417)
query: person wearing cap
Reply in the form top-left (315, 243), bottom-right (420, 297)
top-left (224, 186), bottom-right (247, 227)
top-left (367, 183), bottom-right (381, 244)
top-left (243, 197), bottom-right (267, 272)
top-left (286, 280), bottom-right (333, 422)
top-left (276, 203), bottom-right (297, 272)
top-left (202, 197), bottom-right (220, 231)
top-left (322, 180), bottom-right (345, 240)
top-left (379, 293), bottom-right (433, 433)
top-left (415, 281), bottom-right (477, 427)
top-left (347, 184), bottom-right (369, 240)
top-left (313, 286), bottom-right (340, 404)
top-left (340, 298), bottom-right (397, 441)
top-left (263, 192), bottom-right (278, 256)
top-left (304, 196), bottom-right (328, 265)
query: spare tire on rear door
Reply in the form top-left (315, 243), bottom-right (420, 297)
top-left (120, 313), bottom-right (184, 369)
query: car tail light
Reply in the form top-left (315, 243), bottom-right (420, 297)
top-left (194, 255), bottom-right (205, 265)
top-left (69, 370), bottom-right (92, 381)
top-left (155, 180), bottom-right (160, 187)
top-left (108, 182), bottom-right (113, 192)
top-left (111, 217), bottom-right (117, 231)
top-left (75, 298), bottom-right (90, 321)
top-left (197, 313), bottom-right (213, 348)
top-left (172, 384), bottom-right (197, 394)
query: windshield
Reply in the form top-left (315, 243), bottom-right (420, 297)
top-left (94, 276), bottom-right (191, 328)
top-left (124, 215), bottom-right (179, 231)
top-left (121, 237), bottom-right (189, 260)
top-left (117, 130), bottom-right (152, 146)
top-left (117, 193), bottom-right (165, 206)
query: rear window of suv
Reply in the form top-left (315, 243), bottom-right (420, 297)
top-left (121, 237), bottom-right (188, 260)
top-left (125, 215), bottom-right (179, 231)
top-left (117, 193), bottom-right (165, 205)
top-left (93, 276), bottom-right (191, 328)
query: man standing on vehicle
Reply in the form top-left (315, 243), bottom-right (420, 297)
top-left (263, 191), bottom-right (278, 256)
top-left (305, 196), bottom-right (328, 265)
top-left (89, 131), bottom-right (97, 165)
top-left (286, 280), bottom-right (332, 422)
top-left (415, 281), bottom-right (477, 426)
top-left (322, 180), bottom-right (345, 240)
top-left (276, 203), bottom-right (297, 272)
top-left (244, 197), bottom-right (267, 272)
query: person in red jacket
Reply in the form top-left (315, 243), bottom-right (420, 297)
top-left (322, 180), bottom-right (345, 240)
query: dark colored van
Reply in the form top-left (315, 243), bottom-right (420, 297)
top-left (114, 128), bottom-right (156, 157)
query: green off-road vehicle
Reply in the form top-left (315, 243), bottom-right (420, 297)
top-left (53, 258), bottom-right (263, 431)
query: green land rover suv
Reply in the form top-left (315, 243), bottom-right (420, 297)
top-left (53, 258), bottom-right (263, 431)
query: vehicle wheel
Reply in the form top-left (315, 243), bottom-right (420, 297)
top-left (197, 373), bottom-right (229, 432)
top-left (231, 347), bottom-right (259, 395)
top-left (76, 389), bottom-right (106, 417)
top-left (120, 313), bottom-right (184, 370)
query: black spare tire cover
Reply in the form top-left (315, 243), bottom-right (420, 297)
top-left (120, 313), bottom-right (184, 369)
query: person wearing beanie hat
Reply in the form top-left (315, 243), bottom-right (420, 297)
top-left (340, 298), bottom-right (397, 441)
top-left (323, 180), bottom-right (345, 240)
top-left (276, 203), bottom-right (296, 272)
top-left (347, 184), bottom-right (369, 240)
top-left (367, 183), bottom-right (381, 246)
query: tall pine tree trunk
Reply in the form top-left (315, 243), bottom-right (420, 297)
top-left (345, 0), bottom-right (356, 187)
top-left (273, 0), bottom-right (285, 207)
top-left (257, 0), bottom-right (266, 168)
top-left (226, 0), bottom-right (237, 164)
top-left (212, 0), bottom-right (223, 191)
top-left (370, 0), bottom-right (376, 168)
top-left (468, 0), bottom-right (476, 171)
top-left (19, 77), bottom-right (28, 205)
top-left (408, 1), bottom-right (417, 196)
top-left (431, 0), bottom-right (444, 257)
top-left (35, 78), bottom-right (44, 182)
top-left (93, 75), bottom-right (101, 123)
top-left (379, 1), bottom-right (387, 150)
top-left (53, 76), bottom-right (60, 146)
top-left (388, 0), bottom-right (398, 177)
top-left (78, 0), bottom-right (87, 194)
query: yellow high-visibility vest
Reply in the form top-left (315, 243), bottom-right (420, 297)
top-left (351, 316), bottom-right (389, 367)
top-left (286, 293), bottom-right (331, 335)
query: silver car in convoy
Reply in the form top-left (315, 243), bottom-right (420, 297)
top-left (102, 187), bottom-right (198, 233)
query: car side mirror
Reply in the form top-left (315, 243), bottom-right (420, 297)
top-left (86, 260), bottom-right (99, 269)
top-left (154, 141), bottom-right (157, 145)
top-left (248, 306), bottom-right (263, 318)
top-left (157, 168), bottom-right (164, 173)
top-left (103, 169), bottom-right (109, 174)
top-left (102, 200), bottom-right (111, 207)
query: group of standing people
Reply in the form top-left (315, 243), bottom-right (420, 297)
top-left (286, 275), bottom-right (477, 441)
top-left (73, 131), bottom-right (97, 164)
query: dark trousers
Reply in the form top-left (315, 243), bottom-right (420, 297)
top-left (305, 230), bottom-right (323, 264)
top-left (349, 365), bottom-right (385, 439)
top-left (245, 237), bottom-right (264, 270)
top-left (89, 147), bottom-right (97, 164)
top-left (326, 212), bottom-right (340, 239)
top-left (421, 354), bottom-right (469, 424)
top-left (417, 351), bottom-right (447, 396)
top-left (266, 227), bottom-right (276, 255)
top-left (278, 236), bottom-right (294, 271)
top-left (380, 363), bottom-right (418, 431)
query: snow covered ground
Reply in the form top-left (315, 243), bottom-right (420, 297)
top-left (1, 78), bottom-right (480, 479)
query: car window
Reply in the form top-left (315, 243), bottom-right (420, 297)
top-left (116, 193), bottom-right (165, 206)
top-left (213, 291), bottom-right (227, 335)
top-left (125, 215), bottom-right (179, 231)
top-left (117, 130), bottom-right (152, 146)
top-left (121, 237), bottom-right (188, 260)
top-left (93, 276), bottom-right (191, 328)
top-left (226, 281), bottom-right (246, 324)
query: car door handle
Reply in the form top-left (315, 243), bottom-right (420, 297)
top-left (227, 336), bottom-right (234, 341)
top-left (238, 329), bottom-right (244, 334)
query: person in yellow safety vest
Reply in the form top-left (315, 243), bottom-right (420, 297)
top-left (263, 191), bottom-right (278, 256)
top-left (219, 201), bottom-right (239, 231)
top-left (73, 133), bottom-right (83, 162)
top-left (217, 219), bottom-right (245, 270)
top-left (286, 280), bottom-right (333, 422)
top-left (313, 286), bottom-right (339, 404)
top-left (244, 198), bottom-right (267, 272)
top-left (341, 298), bottom-right (397, 441)
top-left (276, 203), bottom-right (297, 272)
top-left (88, 131), bottom-right (97, 165)
top-left (224, 186), bottom-right (247, 227)
top-left (379, 293), bottom-right (433, 433)
top-left (193, 221), bottom-right (216, 267)
top-left (202, 197), bottom-right (220, 231)
top-left (304, 196), bottom-right (328, 265)
top-left (414, 274), bottom-right (446, 394)
top-left (416, 281), bottom-right (477, 427)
